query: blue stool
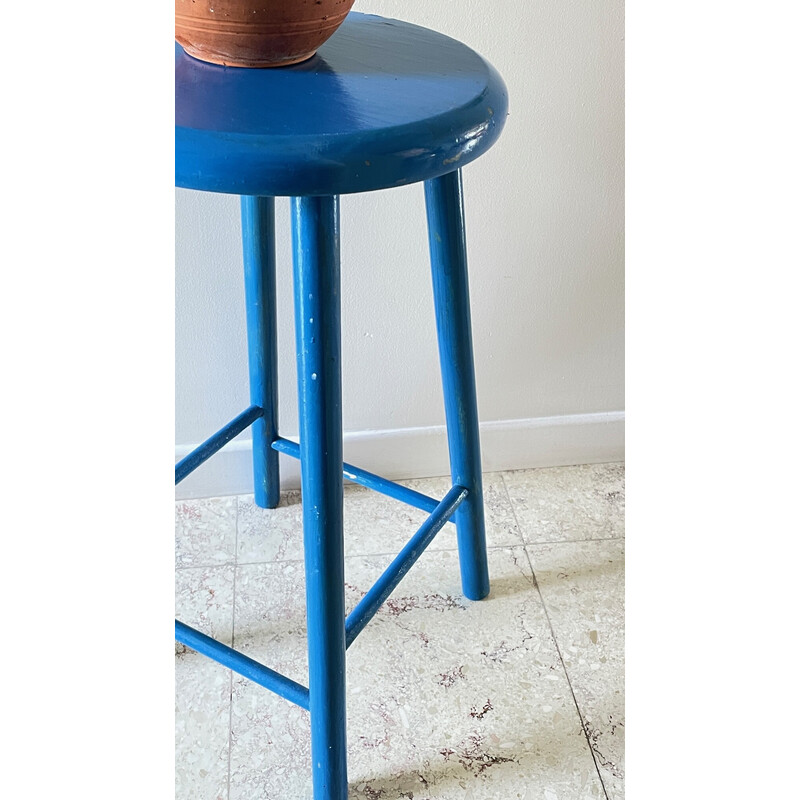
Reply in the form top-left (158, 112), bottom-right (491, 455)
top-left (175, 13), bottom-right (507, 799)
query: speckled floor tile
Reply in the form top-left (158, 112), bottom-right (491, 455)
top-left (228, 547), bottom-right (604, 800)
top-left (176, 656), bottom-right (232, 800)
top-left (176, 564), bottom-right (235, 647)
top-left (236, 473), bottom-right (522, 565)
top-left (176, 467), bottom-right (625, 800)
top-left (176, 497), bottom-right (237, 569)
top-left (502, 464), bottom-right (624, 544)
top-left (228, 560), bottom-right (312, 800)
top-left (528, 539), bottom-right (625, 799)
top-left (236, 490), bottom-right (305, 565)
top-left (175, 566), bottom-right (235, 800)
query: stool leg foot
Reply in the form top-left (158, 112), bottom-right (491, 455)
top-left (424, 170), bottom-right (491, 601)
top-left (292, 195), bottom-right (348, 800)
top-left (242, 196), bottom-right (280, 509)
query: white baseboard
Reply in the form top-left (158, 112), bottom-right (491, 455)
top-left (174, 411), bottom-right (624, 499)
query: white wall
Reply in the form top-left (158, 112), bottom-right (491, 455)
top-left (175, 0), bottom-right (625, 498)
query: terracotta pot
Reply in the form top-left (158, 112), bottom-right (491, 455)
top-left (176, 0), bottom-right (357, 68)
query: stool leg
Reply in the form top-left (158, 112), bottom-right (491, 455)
top-left (241, 196), bottom-right (280, 509)
top-left (424, 170), bottom-right (491, 601)
top-left (291, 195), bottom-right (348, 800)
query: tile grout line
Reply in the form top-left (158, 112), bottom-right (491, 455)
top-left (227, 498), bottom-right (239, 800)
top-left (499, 473), bottom-right (611, 800)
top-left (522, 541), bottom-right (610, 800)
top-left (495, 476), bottom-right (529, 549)
top-left (174, 535), bottom-right (624, 574)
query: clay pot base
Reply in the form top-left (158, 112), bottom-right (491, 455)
top-left (179, 42), bottom-right (316, 68)
top-left (175, 0), bottom-right (356, 70)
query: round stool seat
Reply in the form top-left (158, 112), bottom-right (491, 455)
top-left (176, 12), bottom-right (508, 197)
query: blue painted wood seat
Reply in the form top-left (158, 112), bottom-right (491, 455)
top-left (175, 13), bottom-right (508, 799)
top-left (176, 13), bottom-right (507, 196)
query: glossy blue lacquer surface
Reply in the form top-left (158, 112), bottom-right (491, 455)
top-left (345, 485), bottom-right (468, 648)
top-left (272, 436), bottom-right (448, 517)
top-left (242, 196), bottom-right (280, 508)
top-left (176, 13), bottom-right (508, 196)
top-left (426, 171), bottom-right (491, 600)
top-left (175, 621), bottom-right (310, 710)
top-left (174, 405), bottom-right (262, 485)
top-left (292, 196), bottom-right (348, 799)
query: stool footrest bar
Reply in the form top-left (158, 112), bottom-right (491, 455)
top-left (271, 436), bottom-right (445, 515)
top-left (175, 620), bottom-right (310, 710)
top-left (175, 405), bottom-right (264, 485)
top-left (345, 484), bottom-right (468, 648)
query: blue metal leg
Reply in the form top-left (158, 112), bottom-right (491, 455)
top-left (291, 195), bottom-right (348, 800)
top-left (242, 196), bottom-right (280, 508)
top-left (424, 169), bottom-right (491, 601)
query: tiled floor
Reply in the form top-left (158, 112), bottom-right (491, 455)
top-left (176, 463), bottom-right (624, 800)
